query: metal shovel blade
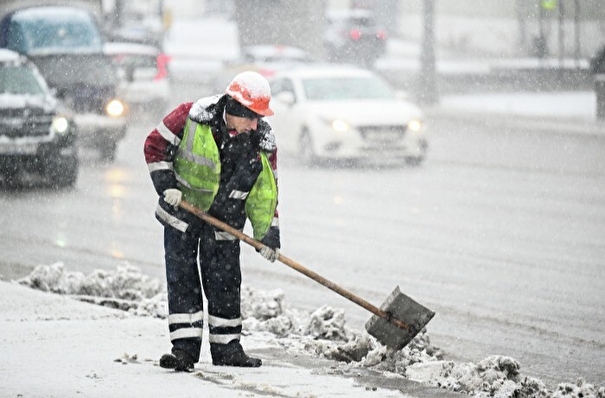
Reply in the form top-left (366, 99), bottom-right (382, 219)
top-left (365, 286), bottom-right (435, 350)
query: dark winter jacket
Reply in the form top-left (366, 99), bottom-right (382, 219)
top-left (143, 94), bottom-right (280, 247)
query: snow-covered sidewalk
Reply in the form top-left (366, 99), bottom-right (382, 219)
top-left (0, 265), bottom-right (443, 398)
top-left (3, 263), bottom-right (604, 398)
top-left (1, 277), bottom-right (410, 398)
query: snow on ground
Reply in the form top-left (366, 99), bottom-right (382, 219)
top-left (8, 263), bottom-right (604, 398)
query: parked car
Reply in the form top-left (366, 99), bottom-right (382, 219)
top-left (212, 44), bottom-right (315, 92)
top-left (104, 41), bottom-right (171, 114)
top-left (0, 6), bottom-right (127, 161)
top-left (0, 49), bottom-right (78, 187)
top-left (267, 65), bottom-right (427, 166)
top-left (323, 9), bottom-right (387, 68)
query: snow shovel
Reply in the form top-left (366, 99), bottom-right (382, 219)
top-left (180, 201), bottom-right (435, 350)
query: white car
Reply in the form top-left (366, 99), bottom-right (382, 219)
top-left (104, 42), bottom-right (171, 114)
top-left (267, 66), bottom-right (427, 166)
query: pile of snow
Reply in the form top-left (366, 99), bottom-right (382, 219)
top-left (405, 357), bottom-right (604, 398)
top-left (17, 262), bottom-right (166, 317)
top-left (17, 263), bottom-right (605, 398)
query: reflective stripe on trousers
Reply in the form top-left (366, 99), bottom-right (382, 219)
top-left (208, 314), bottom-right (241, 344)
top-left (168, 311), bottom-right (204, 341)
top-left (164, 222), bottom-right (243, 358)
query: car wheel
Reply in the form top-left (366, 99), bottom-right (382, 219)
top-left (100, 141), bottom-right (117, 162)
top-left (45, 155), bottom-right (78, 188)
top-left (299, 130), bottom-right (317, 166)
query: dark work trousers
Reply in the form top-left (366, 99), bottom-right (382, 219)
top-left (164, 224), bottom-right (242, 361)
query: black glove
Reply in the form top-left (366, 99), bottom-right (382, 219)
top-left (257, 226), bottom-right (280, 263)
top-left (261, 226), bottom-right (280, 250)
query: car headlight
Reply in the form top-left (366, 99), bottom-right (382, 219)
top-left (321, 118), bottom-right (350, 133)
top-left (407, 119), bottom-right (423, 132)
top-left (52, 116), bottom-right (70, 134)
top-left (105, 99), bottom-right (126, 117)
top-left (332, 119), bottom-right (350, 133)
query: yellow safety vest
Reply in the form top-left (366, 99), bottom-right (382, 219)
top-left (174, 119), bottom-right (221, 211)
top-left (174, 119), bottom-right (277, 240)
top-left (246, 152), bottom-right (277, 240)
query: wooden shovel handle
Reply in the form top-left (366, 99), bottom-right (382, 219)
top-left (180, 201), bottom-right (411, 331)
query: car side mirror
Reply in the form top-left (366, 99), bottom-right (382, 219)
top-left (275, 91), bottom-right (295, 106)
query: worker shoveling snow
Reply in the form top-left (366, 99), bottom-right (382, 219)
top-left (16, 262), bottom-right (605, 398)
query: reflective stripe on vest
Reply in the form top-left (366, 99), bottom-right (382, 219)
top-left (173, 120), bottom-right (221, 211)
top-left (245, 152), bottom-right (277, 241)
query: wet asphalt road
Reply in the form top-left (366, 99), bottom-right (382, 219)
top-left (1, 86), bottom-right (604, 389)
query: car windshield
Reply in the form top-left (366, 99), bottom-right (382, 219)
top-left (302, 76), bottom-right (395, 101)
top-left (7, 8), bottom-right (103, 54)
top-left (0, 65), bottom-right (45, 95)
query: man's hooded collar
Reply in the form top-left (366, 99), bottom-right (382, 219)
top-left (188, 94), bottom-right (277, 153)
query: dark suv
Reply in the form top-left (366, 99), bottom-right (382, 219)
top-left (0, 49), bottom-right (77, 187)
top-left (0, 6), bottom-right (127, 161)
top-left (323, 9), bottom-right (387, 68)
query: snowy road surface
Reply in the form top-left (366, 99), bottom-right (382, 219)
top-left (1, 92), bottom-right (603, 390)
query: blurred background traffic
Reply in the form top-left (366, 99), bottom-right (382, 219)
top-left (1, 0), bottom-right (604, 186)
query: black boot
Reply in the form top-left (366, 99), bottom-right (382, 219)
top-left (159, 349), bottom-right (195, 372)
top-left (211, 341), bottom-right (262, 368)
